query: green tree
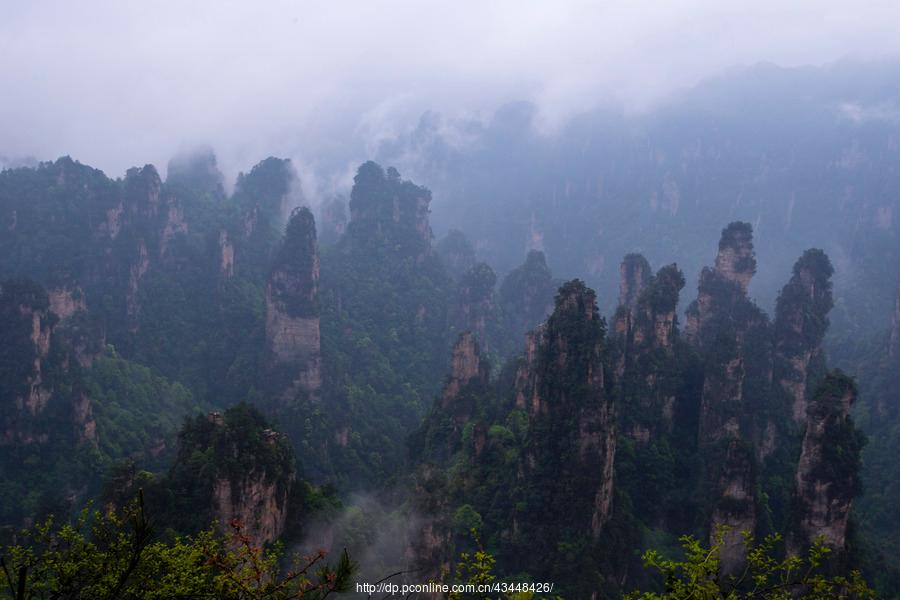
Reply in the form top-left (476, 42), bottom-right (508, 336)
top-left (0, 493), bottom-right (354, 599)
top-left (627, 528), bottom-right (873, 599)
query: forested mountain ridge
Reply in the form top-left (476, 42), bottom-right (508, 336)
top-left (0, 148), bottom-right (893, 596)
top-left (408, 222), bottom-right (870, 596)
top-left (376, 61), bottom-right (900, 344)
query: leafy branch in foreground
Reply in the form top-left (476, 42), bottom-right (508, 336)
top-left (0, 492), bottom-right (354, 599)
top-left (626, 527), bottom-right (873, 599)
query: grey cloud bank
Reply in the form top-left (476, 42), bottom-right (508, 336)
top-left (3, 0), bottom-right (900, 189)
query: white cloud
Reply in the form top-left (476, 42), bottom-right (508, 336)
top-left (2, 0), bottom-right (900, 183)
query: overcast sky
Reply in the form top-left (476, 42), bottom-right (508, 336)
top-left (3, 0), bottom-right (900, 188)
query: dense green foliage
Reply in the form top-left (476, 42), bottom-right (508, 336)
top-left (0, 147), bottom-right (891, 597)
top-left (0, 494), bottom-right (354, 600)
top-left (627, 529), bottom-right (873, 599)
top-left (309, 162), bottom-right (455, 486)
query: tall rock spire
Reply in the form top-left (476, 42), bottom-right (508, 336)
top-left (790, 371), bottom-right (865, 557)
top-left (516, 280), bottom-right (616, 538)
top-left (613, 256), bottom-right (685, 442)
top-left (687, 223), bottom-right (770, 575)
top-left (774, 249), bottom-right (834, 424)
top-left (265, 207), bottom-right (321, 401)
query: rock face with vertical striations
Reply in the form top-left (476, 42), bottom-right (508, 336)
top-left (0, 279), bottom-right (96, 447)
top-left (163, 405), bottom-right (297, 546)
top-left (690, 223), bottom-right (772, 448)
top-left (348, 161), bottom-right (433, 252)
top-left (685, 221), bottom-right (758, 345)
top-left (774, 249), bottom-right (834, 425)
top-left (612, 257), bottom-right (685, 442)
top-left (406, 332), bottom-right (491, 580)
top-left (436, 229), bottom-right (477, 278)
top-left (517, 280), bottom-right (616, 538)
top-left (789, 371), bottom-right (865, 558)
top-left (450, 263), bottom-right (499, 350)
top-left (266, 207), bottom-right (321, 401)
top-left (617, 253), bottom-right (652, 315)
top-left (441, 331), bottom-right (489, 415)
top-left (685, 223), bottom-right (771, 574)
top-left (499, 250), bottom-right (557, 354)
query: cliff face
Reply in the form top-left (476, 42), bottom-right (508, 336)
top-left (790, 371), bottom-right (865, 557)
top-left (122, 164), bottom-right (188, 256)
top-left (690, 223), bottom-right (772, 448)
top-left (441, 332), bottom-right (489, 418)
top-left (436, 229), bottom-right (477, 278)
top-left (774, 249), bottom-right (834, 424)
top-left (265, 207), bottom-right (321, 401)
top-left (450, 263), bottom-right (498, 350)
top-left (499, 250), bottom-right (557, 353)
top-left (685, 222), bottom-right (758, 345)
top-left (212, 454), bottom-right (293, 546)
top-left (0, 279), bottom-right (96, 446)
top-left (218, 230), bottom-right (235, 278)
top-left (710, 439), bottom-right (757, 575)
top-left (517, 280), bottom-right (616, 537)
top-left (685, 223), bottom-right (771, 572)
top-left (409, 279), bottom-right (618, 594)
top-left (165, 406), bottom-right (297, 545)
top-left (408, 333), bottom-right (490, 578)
top-left (617, 253), bottom-right (652, 314)
top-left (613, 257), bottom-right (685, 442)
top-left (119, 165), bottom-right (189, 326)
top-left (348, 161), bottom-right (433, 252)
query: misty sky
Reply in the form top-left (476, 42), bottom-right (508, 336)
top-left (3, 1), bottom-right (900, 190)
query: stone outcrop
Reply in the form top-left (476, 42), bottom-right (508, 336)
top-left (212, 467), bottom-right (293, 546)
top-left (617, 253), bottom-right (652, 313)
top-left (0, 279), bottom-right (97, 446)
top-left (774, 249), bottom-right (834, 424)
top-left (499, 250), bottom-right (557, 351)
top-left (613, 257), bottom-right (685, 441)
top-left (450, 263), bottom-right (498, 350)
top-left (218, 230), bottom-right (235, 278)
top-left (789, 371), bottom-right (864, 557)
top-left (47, 286), bottom-right (86, 321)
top-left (685, 223), bottom-right (771, 573)
top-left (349, 162), bottom-right (433, 250)
top-left (710, 439), bottom-right (757, 575)
top-left (169, 408), bottom-right (296, 546)
top-left (441, 332), bottom-right (489, 414)
top-left (713, 221), bottom-right (756, 294)
top-left (689, 223), bottom-right (772, 448)
top-left (265, 207), bottom-right (322, 401)
top-left (516, 280), bottom-right (616, 537)
top-left (436, 229), bottom-right (477, 278)
top-left (685, 222), bottom-right (758, 344)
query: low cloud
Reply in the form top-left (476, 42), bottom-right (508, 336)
top-left (3, 1), bottom-right (900, 192)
